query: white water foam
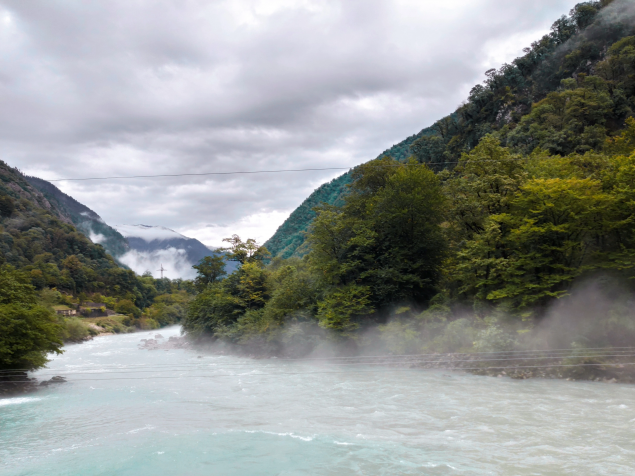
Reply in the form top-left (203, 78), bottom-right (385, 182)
top-left (245, 430), bottom-right (314, 442)
top-left (0, 397), bottom-right (42, 407)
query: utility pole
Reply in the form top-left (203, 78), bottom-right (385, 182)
top-left (157, 264), bottom-right (166, 279)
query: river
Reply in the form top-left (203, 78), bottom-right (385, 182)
top-left (2, 326), bottom-right (635, 475)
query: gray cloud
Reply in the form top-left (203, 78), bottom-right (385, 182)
top-left (0, 0), bottom-right (581, 247)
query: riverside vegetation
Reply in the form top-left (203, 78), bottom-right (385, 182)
top-left (183, 2), bottom-right (635, 381)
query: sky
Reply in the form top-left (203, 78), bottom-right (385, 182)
top-left (0, 0), bottom-right (582, 248)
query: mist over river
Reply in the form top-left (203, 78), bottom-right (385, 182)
top-left (2, 327), bottom-right (635, 475)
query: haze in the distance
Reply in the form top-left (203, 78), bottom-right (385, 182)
top-left (0, 0), bottom-right (581, 247)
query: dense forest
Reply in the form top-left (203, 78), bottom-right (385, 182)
top-left (0, 162), bottom-right (194, 373)
top-left (185, 1), bottom-right (635, 361)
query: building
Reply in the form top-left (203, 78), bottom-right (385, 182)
top-left (53, 306), bottom-right (77, 317)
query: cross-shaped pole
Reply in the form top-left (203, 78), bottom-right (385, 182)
top-left (157, 264), bottom-right (166, 279)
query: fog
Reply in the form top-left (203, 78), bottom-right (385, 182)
top-left (118, 248), bottom-right (197, 280)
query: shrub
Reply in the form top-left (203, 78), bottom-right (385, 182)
top-left (137, 318), bottom-right (159, 330)
top-left (115, 299), bottom-right (141, 318)
top-left (428, 318), bottom-right (477, 353)
top-left (61, 318), bottom-right (90, 342)
top-left (473, 325), bottom-right (518, 352)
top-left (379, 319), bottom-right (421, 354)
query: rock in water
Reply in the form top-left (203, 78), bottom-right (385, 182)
top-left (40, 376), bottom-right (67, 386)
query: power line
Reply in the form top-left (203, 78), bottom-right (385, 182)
top-left (45, 156), bottom-right (550, 182)
top-left (6, 351), bottom-right (635, 375)
top-left (2, 346), bottom-right (635, 374)
top-left (48, 167), bottom-right (356, 182)
top-left (1, 361), bottom-right (633, 384)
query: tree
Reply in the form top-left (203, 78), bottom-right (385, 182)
top-left (505, 75), bottom-right (614, 155)
top-left (0, 194), bottom-right (14, 218)
top-left (183, 257), bottom-right (271, 340)
top-left (605, 117), bottom-right (635, 156)
top-left (445, 140), bottom-right (615, 314)
top-left (0, 265), bottom-right (63, 371)
top-left (193, 255), bottom-right (227, 292)
top-left (115, 299), bottom-right (141, 318)
top-left (308, 158), bottom-right (447, 329)
top-left (221, 235), bottom-right (270, 265)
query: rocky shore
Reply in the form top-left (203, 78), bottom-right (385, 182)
top-left (346, 352), bottom-right (635, 384)
top-left (183, 339), bottom-right (635, 384)
top-left (0, 374), bottom-right (67, 397)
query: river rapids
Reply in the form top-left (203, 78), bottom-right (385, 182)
top-left (2, 326), bottom-right (635, 475)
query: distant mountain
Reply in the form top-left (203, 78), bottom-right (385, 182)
top-left (25, 176), bottom-right (130, 259)
top-left (24, 178), bottom-right (225, 279)
top-left (265, 0), bottom-right (634, 258)
top-left (113, 224), bottom-right (232, 279)
top-left (114, 224), bottom-right (212, 262)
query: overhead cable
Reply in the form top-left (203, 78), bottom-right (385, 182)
top-left (46, 155), bottom-right (554, 182)
top-left (1, 361), bottom-right (634, 384)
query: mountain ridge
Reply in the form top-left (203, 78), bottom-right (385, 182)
top-left (24, 176), bottom-right (130, 259)
top-left (265, 0), bottom-right (630, 258)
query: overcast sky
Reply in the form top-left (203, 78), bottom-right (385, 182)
top-left (0, 0), bottom-right (581, 247)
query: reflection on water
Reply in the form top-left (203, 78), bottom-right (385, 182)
top-left (2, 326), bottom-right (635, 475)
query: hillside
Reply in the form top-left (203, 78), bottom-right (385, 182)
top-left (0, 161), bottom-right (157, 306)
top-left (25, 176), bottom-right (130, 259)
top-left (265, 0), bottom-right (633, 258)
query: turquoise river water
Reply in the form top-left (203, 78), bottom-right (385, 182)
top-left (2, 326), bottom-right (635, 475)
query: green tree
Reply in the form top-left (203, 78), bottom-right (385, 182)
top-left (193, 255), bottom-right (227, 292)
top-left (0, 265), bottom-right (63, 371)
top-left (505, 75), bottom-right (614, 155)
top-left (221, 235), bottom-right (270, 265)
top-left (183, 243), bottom-right (271, 340)
top-left (308, 158), bottom-right (447, 330)
top-left (0, 194), bottom-right (14, 217)
top-left (115, 299), bottom-right (141, 318)
top-left (605, 117), bottom-right (635, 156)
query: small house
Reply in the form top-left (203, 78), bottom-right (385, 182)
top-left (79, 302), bottom-right (108, 318)
top-left (53, 305), bottom-right (77, 317)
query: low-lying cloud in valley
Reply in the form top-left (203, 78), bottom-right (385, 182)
top-left (0, 0), bottom-right (583, 247)
top-left (118, 248), bottom-right (197, 280)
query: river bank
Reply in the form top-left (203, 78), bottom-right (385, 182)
top-left (179, 336), bottom-right (635, 384)
top-left (0, 324), bottom-right (179, 397)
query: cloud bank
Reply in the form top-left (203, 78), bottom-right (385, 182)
top-left (0, 0), bottom-right (581, 247)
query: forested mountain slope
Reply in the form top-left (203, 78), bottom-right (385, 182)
top-left (0, 161), bottom-right (156, 306)
top-left (265, 174), bottom-right (352, 258)
top-left (25, 176), bottom-right (129, 259)
top-left (265, 0), bottom-right (633, 258)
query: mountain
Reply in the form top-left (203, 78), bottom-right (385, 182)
top-left (113, 224), bottom-right (232, 279)
top-left (24, 177), bottom-right (221, 279)
top-left (0, 161), bottom-right (154, 303)
top-left (265, 0), bottom-right (633, 258)
top-left (24, 176), bottom-right (130, 259)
